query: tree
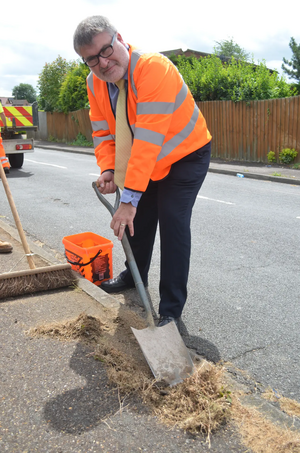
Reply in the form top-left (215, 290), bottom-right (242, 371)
top-left (37, 56), bottom-right (77, 112)
top-left (12, 83), bottom-right (37, 103)
top-left (167, 53), bottom-right (197, 68)
top-left (282, 37), bottom-right (300, 83)
top-left (59, 62), bottom-right (90, 113)
top-left (214, 38), bottom-right (250, 61)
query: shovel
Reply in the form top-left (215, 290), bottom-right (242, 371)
top-left (92, 183), bottom-right (194, 386)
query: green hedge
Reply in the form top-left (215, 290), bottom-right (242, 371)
top-left (174, 55), bottom-right (297, 102)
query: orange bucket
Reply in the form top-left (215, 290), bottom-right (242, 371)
top-left (62, 232), bottom-right (113, 286)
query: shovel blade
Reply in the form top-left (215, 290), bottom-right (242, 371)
top-left (131, 321), bottom-right (194, 386)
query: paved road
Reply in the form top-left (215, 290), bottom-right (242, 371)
top-left (2, 147), bottom-right (300, 401)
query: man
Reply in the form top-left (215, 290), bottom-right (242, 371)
top-left (73, 16), bottom-right (211, 328)
top-left (0, 102), bottom-right (10, 175)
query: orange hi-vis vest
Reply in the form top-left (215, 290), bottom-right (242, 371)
top-left (0, 134), bottom-right (10, 169)
top-left (0, 103), bottom-right (9, 169)
top-left (87, 45), bottom-right (212, 193)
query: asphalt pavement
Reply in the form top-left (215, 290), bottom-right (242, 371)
top-left (0, 141), bottom-right (299, 452)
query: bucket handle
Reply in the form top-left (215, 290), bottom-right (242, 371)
top-left (65, 249), bottom-right (102, 267)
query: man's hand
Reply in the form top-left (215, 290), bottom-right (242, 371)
top-left (111, 202), bottom-right (136, 240)
top-left (96, 171), bottom-right (117, 194)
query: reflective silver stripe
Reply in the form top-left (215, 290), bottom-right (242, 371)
top-left (137, 102), bottom-right (174, 115)
top-left (174, 83), bottom-right (188, 111)
top-left (87, 72), bottom-right (95, 97)
top-left (134, 127), bottom-right (165, 147)
top-left (93, 135), bottom-right (114, 148)
top-left (157, 104), bottom-right (199, 161)
top-left (130, 50), bottom-right (189, 116)
top-left (91, 120), bottom-right (109, 131)
top-left (130, 50), bottom-right (145, 97)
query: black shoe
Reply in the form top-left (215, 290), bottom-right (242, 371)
top-left (4, 167), bottom-right (10, 175)
top-left (157, 316), bottom-right (180, 328)
top-left (100, 275), bottom-right (135, 294)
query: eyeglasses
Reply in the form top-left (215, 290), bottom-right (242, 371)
top-left (83, 33), bottom-right (117, 68)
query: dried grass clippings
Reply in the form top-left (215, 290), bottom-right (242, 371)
top-left (93, 344), bottom-right (231, 437)
top-left (27, 312), bottom-right (103, 343)
top-left (146, 360), bottom-right (231, 441)
top-left (262, 388), bottom-right (300, 419)
top-left (231, 397), bottom-right (300, 453)
top-left (27, 310), bottom-right (300, 451)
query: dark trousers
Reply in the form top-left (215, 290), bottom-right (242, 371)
top-left (121, 141), bottom-right (211, 318)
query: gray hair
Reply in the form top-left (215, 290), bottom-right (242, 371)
top-left (73, 16), bottom-right (117, 53)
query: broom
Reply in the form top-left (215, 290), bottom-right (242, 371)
top-left (0, 163), bottom-right (77, 300)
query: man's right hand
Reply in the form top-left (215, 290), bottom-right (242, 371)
top-left (96, 171), bottom-right (117, 194)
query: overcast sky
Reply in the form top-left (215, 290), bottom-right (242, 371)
top-left (1, 0), bottom-right (299, 97)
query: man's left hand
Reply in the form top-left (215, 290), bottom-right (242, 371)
top-left (111, 202), bottom-right (136, 240)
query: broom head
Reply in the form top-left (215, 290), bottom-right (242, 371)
top-left (0, 264), bottom-right (78, 300)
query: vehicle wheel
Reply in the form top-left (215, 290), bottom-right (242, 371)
top-left (8, 153), bottom-right (24, 169)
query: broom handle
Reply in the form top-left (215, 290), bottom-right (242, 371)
top-left (0, 164), bottom-right (36, 269)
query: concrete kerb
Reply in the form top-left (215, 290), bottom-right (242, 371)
top-left (208, 166), bottom-right (300, 185)
top-left (34, 141), bottom-right (95, 157)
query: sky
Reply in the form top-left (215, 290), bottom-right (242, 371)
top-left (1, 0), bottom-right (300, 97)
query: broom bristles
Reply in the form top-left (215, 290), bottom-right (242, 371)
top-left (0, 264), bottom-right (78, 300)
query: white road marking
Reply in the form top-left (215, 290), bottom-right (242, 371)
top-left (26, 159), bottom-right (67, 169)
top-left (89, 173), bottom-right (100, 176)
top-left (297, 216), bottom-right (300, 219)
top-left (197, 195), bottom-right (235, 205)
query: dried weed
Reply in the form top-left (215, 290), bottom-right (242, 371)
top-left (145, 360), bottom-right (231, 436)
top-left (27, 312), bottom-right (103, 343)
top-left (94, 342), bottom-right (231, 435)
top-left (27, 311), bottom-right (300, 451)
top-left (94, 341), bottom-right (152, 394)
top-left (30, 312), bottom-right (230, 435)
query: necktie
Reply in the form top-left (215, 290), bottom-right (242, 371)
top-left (114, 79), bottom-right (132, 190)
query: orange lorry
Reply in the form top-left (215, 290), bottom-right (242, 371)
top-left (0, 102), bottom-right (38, 168)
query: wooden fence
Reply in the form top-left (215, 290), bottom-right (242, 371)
top-left (197, 95), bottom-right (300, 163)
top-left (47, 109), bottom-right (92, 143)
top-left (45, 96), bottom-right (300, 164)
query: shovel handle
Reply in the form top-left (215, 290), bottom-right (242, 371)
top-left (92, 182), bottom-right (155, 327)
top-left (0, 163), bottom-right (36, 269)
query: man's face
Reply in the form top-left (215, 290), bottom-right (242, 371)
top-left (79, 32), bottom-right (129, 83)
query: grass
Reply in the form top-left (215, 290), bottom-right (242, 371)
top-left (69, 132), bottom-right (93, 147)
top-left (47, 133), bottom-right (93, 147)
